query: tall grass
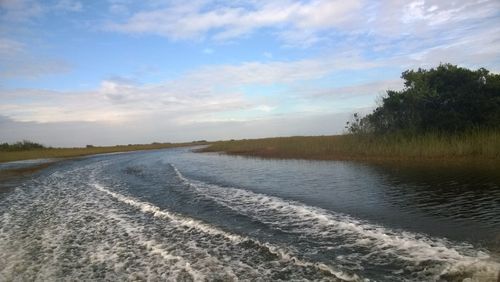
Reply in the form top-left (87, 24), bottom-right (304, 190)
top-left (0, 142), bottom-right (204, 163)
top-left (201, 130), bottom-right (500, 162)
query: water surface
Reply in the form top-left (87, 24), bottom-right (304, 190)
top-left (0, 147), bottom-right (499, 281)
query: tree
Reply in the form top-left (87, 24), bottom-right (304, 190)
top-left (0, 140), bottom-right (45, 151)
top-left (348, 64), bottom-right (500, 134)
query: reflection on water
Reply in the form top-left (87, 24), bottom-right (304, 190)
top-left (170, 150), bottom-right (500, 251)
top-left (0, 147), bottom-right (499, 281)
top-left (373, 162), bottom-right (500, 250)
top-left (0, 159), bottom-right (57, 197)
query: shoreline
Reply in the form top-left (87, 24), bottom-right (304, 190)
top-left (199, 133), bottom-right (500, 166)
top-left (201, 148), bottom-right (500, 163)
top-left (0, 144), bottom-right (203, 188)
top-left (201, 149), bottom-right (500, 173)
top-left (0, 142), bottom-right (206, 163)
top-left (0, 161), bottom-right (59, 193)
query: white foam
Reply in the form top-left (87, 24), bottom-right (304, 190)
top-left (171, 164), bottom-right (500, 281)
top-left (92, 181), bottom-right (243, 242)
top-left (105, 211), bottom-right (208, 281)
top-left (0, 163), bottom-right (241, 281)
top-left (90, 175), bottom-right (358, 281)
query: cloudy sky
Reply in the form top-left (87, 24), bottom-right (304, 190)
top-left (1, 0), bottom-right (499, 146)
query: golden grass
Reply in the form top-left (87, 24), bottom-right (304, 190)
top-left (201, 130), bottom-right (500, 162)
top-left (0, 142), bottom-right (203, 163)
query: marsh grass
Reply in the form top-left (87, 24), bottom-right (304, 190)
top-left (0, 142), bottom-right (202, 163)
top-left (201, 130), bottom-right (500, 162)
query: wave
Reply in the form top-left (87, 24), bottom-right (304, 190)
top-left (103, 210), bottom-right (213, 281)
top-left (171, 164), bottom-right (500, 281)
top-left (1, 164), bottom-right (214, 281)
top-left (90, 173), bottom-right (358, 281)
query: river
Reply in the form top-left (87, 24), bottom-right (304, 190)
top-left (0, 147), bottom-right (499, 281)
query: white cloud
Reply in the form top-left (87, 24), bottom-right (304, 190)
top-left (1, 0), bottom-right (499, 145)
top-left (0, 38), bottom-right (24, 55)
top-left (2, 36), bottom-right (496, 126)
top-left (300, 79), bottom-right (404, 99)
top-left (0, 54), bottom-right (71, 79)
top-left (0, 0), bottom-right (44, 22)
top-left (54, 0), bottom-right (83, 12)
top-left (184, 53), bottom-right (379, 87)
top-left (254, 105), bottom-right (275, 112)
top-left (109, 4), bottom-right (128, 14)
top-left (366, 0), bottom-right (500, 36)
top-left (106, 0), bottom-right (500, 47)
top-left (0, 52), bottom-right (382, 125)
top-left (0, 38), bottom-right (72, 80)
top-left (0, 111), bottom-right (353, 146)
top-left (107, 0), bottom-right (362, 43)
top-left (0, 0), bottom-right (83, 22)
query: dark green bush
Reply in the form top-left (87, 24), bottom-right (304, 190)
top-left (0, 140), bottom-right (46, 151)
top-left (349, 64), bottom-right (500, 134)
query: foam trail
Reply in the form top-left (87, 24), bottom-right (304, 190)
top-left (90, 174), bottom-right (358, 281)
top-left (104, 211), bottom-right (208, 281)
top-left (3, 152), bottom-right (497, 281)
top-left (0, 164), bottom-right (216, 281)
top-left (171, 164), bottom-right (500, 281)
top-left (92, 182), bottom-right (241, 242)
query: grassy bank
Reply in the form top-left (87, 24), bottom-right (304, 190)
top-left (201, 130), bottom-right (500, 162)
top-left (0, 142), bottom-right (204, 163)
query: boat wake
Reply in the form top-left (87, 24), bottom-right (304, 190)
top-left (0, 154), bottom-right (498, 282)
top-left (172, 164), bottom-right (500, 281)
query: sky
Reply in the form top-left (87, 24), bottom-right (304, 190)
top-left (1, 0), bottom-right (499, 146)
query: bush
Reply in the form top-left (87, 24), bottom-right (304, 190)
top-left (348, 64), bottom-right (500, 134)
top-left (0, 140), bottom-right (46, 151)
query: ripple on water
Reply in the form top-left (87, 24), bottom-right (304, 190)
top-left (0, 153), bottom-right (499, 282)
top-left (0, 163), bottom-right (354, 281)
top-left (171, 163), bottom-right (500, 281)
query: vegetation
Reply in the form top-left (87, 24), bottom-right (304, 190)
top-left (0, 140), bottom-right (47, 151)
top-left (201, 131), bottom-right (500, 161)
top-left (203, 64), bottom-right (500, 162)
top-left (0, 141), bottom-right (207, 163)
top-left (347, 64), bottom-right (500, 134)
top-left (3, 65), bottom-right (498, 163)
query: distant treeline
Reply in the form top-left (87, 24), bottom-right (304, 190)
top-left (0, 140), bottom-right (47, 151)
top-left (1, 140), bottom-right (209, 153)
top-left (347, 64), bottom-right (500, 134)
